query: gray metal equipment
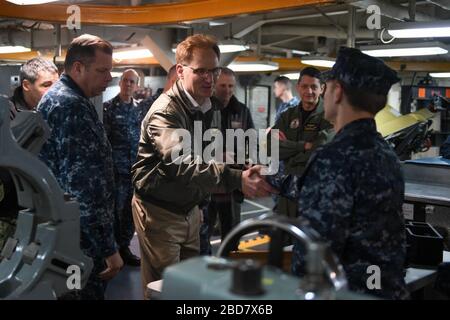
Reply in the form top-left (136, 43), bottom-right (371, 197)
top-left (161, 214), bottom-right (369, 300)
top-left (0, 96), bottom-right (92, 299)
top-left (403, 157), bottom-right (450, 222)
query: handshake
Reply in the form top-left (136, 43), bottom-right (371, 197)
top-left (241, 165), bottom-right (279, 199)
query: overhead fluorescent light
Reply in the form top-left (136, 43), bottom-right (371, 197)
top-left (361, 42), bottom-right (448, 57)
top-left (171, 39), bottom-right (249, 54)
top-left (6, 0), bottom-right (59, 4)
top-left (110, 72), bottom-right (123, 78)
top-left (0, 45), bottom-right (31, 54)
top-left (292, 50), bottom-right (310, 56)
top-left (388, 21), bottom-right (450, 38)
top-left (113, 47), bottom-right (153, 61)
top-left (282, 72), bottom-right (300, 80)
top-left (430, 72), bottom-right (450, 78)
top-left (219, 44), bottom-right (249, 53)
top-left (228, 61), bottom-right (279, 72)
top-left (209, 21), bottom-right (228, 27)
top-left (301, 56), bottom-right (335, 68)
top-left (219, 39), bottom-right (249, 53)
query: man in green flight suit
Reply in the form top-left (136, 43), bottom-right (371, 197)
top-left (271, 67), bottom-right (333, 218)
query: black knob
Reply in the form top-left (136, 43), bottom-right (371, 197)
top-left (230, 259), bottom-right (265, 296)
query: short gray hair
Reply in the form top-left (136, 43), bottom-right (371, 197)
top-left (20, 57), bottom-right (58, 84)
top-left (219, 67), bottom-right (235, 78)
top-left (120, 68), bottom-right (140, 83)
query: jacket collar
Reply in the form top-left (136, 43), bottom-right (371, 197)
top-left (170, 80), bottom-right (212, 114)
top-left (300, 96), bottom-right (323, 117)
top-left (11, 86), bottom-right (32, 111)
top-left (315, 97), bottom-right (324, 114)
top-left (337, 117), bottom-right (376, 136)
top-left (60, 74), bottom-right (88, 99)
top-left (226, 95), bottom-right (241, 113)
top-left (112, 94), bottom-right (136, 106)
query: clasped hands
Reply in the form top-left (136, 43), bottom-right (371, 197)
top-left (241, 165), bottom-right (279, 199)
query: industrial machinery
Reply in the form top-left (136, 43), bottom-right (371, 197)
top-left (161, 214), bottom-right (370, 300)
top-left (0, 96), bottom-right (92, 299)
top-left (375, 106), bottom-right (434, 160)
top-left (403, 157), bottom-right (450, 226)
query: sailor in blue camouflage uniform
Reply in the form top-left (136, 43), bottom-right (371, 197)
top-left (273, 76), bottom-right (300, 123)
top-left (270, 47), bottom-right (409, 300)
top-left (441, 135), bottom-right (450, 159)
top-left (37, 34), bottom-right (123, 299)
top-left (137, 64), bottom-right (178, 113)
top-left (103, 69), bottom-right (145, 266)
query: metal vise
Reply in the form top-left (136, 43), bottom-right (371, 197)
top-left (0, 96), bottom-right (92, 299)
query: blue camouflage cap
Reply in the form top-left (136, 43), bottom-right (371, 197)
top-left (322, 47), bottom-right (400, 95)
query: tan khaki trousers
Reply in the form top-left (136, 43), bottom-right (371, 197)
top-left (131, 195), bottom-right (200, 299)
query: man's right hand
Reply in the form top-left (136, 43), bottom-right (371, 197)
top-left (99, 251), bottom-right (124, 281)
top-left (241, 165), bottom-right (279, 198)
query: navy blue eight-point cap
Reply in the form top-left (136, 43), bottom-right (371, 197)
top-left (322, 47), bottom-right (400, 95)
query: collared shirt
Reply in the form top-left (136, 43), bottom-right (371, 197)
top-left (37, 74), bottom-right (117, 259)
top-left (132, 80), bottom-right (242, 215)
top-left (183, 85), bottom-right (212, 114)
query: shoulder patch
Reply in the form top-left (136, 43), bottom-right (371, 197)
top-left (290, 118), bottom-right (300, 129)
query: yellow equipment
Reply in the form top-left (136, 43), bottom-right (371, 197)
top-left (375, 105), bottom-right (434, 160)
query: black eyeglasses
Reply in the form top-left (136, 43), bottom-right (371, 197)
top-left (183, 65), bottom-right (221, 78)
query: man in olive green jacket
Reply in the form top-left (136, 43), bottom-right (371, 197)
top-left (131, 34), bottom-right (277, 298)
top-left (271, 67), bottom-right (333, 218)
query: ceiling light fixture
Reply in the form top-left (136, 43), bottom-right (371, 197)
top-left (292, 50), bottom-right (310, 56)
top-left (209, 21), bottom-right (228, 27)
top-left (110, 72), bottom-right (123, 78)
top-left (6, 0), bottom-right (59, 4)
top-left (219, 39), bottom-right (249, 53)
top-left (360, 42), bottom-right (448, 57)
top-left (113, 47), bottom-right (153, 61)
top-left (430, 72), bottom-right (450, 78)
top-left (0, 45), bottom-right (31, 54)
top-left (301, 56), bottom-right (335, 68)
top-left (172, 39), bottom-right (249, 54)
top-left (228, 61), bottom-right (279, 72)
top-left (282, 72), bottom-right (300, 80)
top-left (388, 21), bottom-right (450, 38)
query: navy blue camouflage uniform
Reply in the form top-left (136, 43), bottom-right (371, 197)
top-left (103, 94), bottom-right (149, 249)
top-left (288, 119), bottom-right (408, 299)
top-left (441, 135), bottom-right (450, 159)
top-left (38, 74), bottom-right (117, 300)
top-left (269, 47), bottom-right (409, 299)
